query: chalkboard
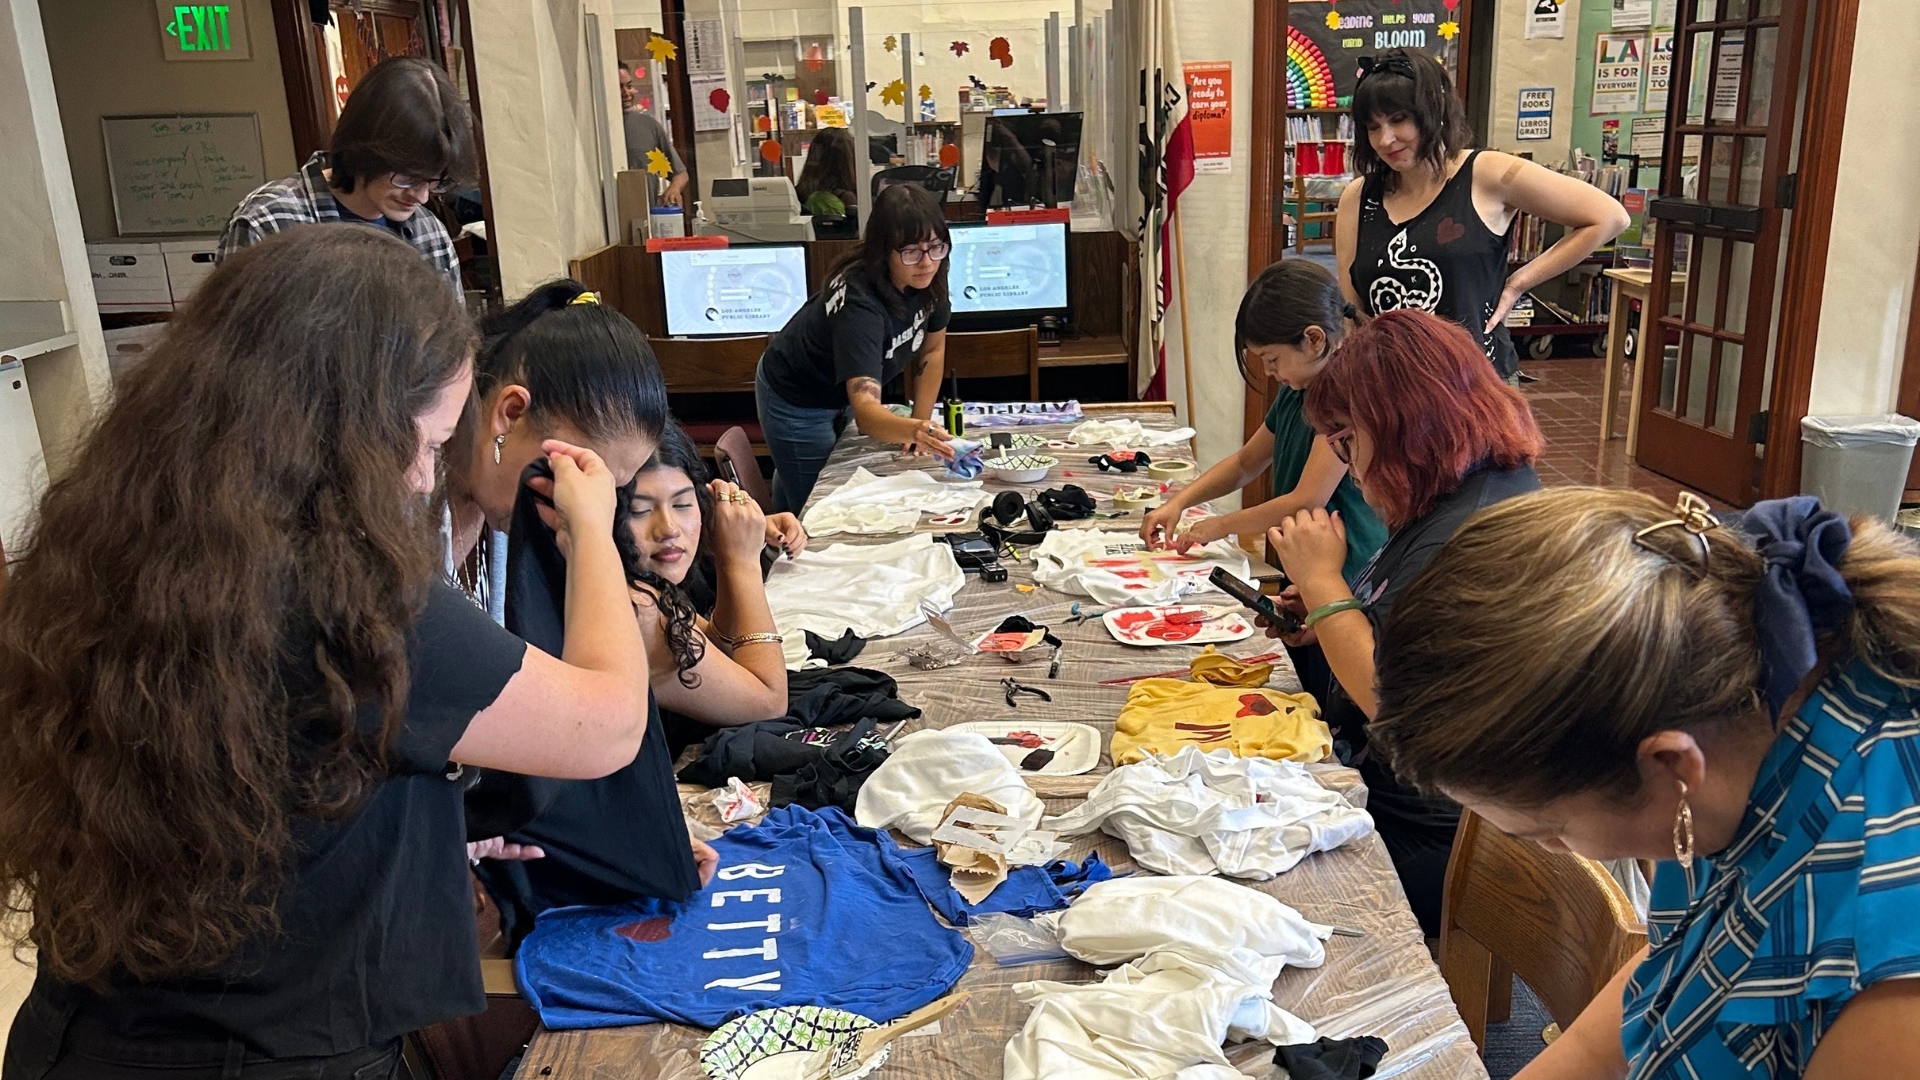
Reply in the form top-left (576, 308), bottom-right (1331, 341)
top-left (102, 114), bottom-right (266, 235)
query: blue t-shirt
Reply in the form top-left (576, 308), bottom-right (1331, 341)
top-left (1621, 660), bottom-right (1920, 1078)
top-left (896, 847), bottom-right (1113, 925)
top-left (515, 805), bottom-right (974, 1030)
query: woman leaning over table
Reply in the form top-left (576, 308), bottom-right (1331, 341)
top-left (1369, 488), bottom-right (1920, 1079)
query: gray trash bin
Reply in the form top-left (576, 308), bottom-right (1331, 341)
top-left (1800, 414), bottom-right (1920, 523)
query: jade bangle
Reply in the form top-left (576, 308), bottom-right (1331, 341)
top-left (1304, 598), bottom-right (1365, 628)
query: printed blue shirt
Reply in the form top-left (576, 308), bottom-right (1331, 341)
top-left (1622, 659), bottom-right (1920, 1078)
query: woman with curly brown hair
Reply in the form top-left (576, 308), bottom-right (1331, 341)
top-left (0, 226), bottom-right (650, 1079)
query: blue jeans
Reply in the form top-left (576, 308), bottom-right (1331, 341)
top-left (755, 362), bottom-right (848, 513)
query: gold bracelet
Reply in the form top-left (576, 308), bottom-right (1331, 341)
top-left (726, 631), bottom-right (785, 648)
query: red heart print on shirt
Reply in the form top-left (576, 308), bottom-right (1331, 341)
top-left (1436, 216), bottom-right (1467, 245)
top-left (1236, 695), bottom-right (1277, 717)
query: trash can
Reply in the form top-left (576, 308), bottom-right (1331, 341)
top-left (1800, 414), bottom-right (1920, 523)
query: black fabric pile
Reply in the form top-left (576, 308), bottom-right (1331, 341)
top-left (1275, 1036), bottom-right (1388, 1080)
top-left (677, 666), bottom-right (917, 812)
top-left (1036, 484), bottom-right (1096, 520)
top-left (804, 628), bottom-right (867, 664)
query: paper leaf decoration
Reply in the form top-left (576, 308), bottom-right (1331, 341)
top-left (989, 37), bottom-right (1013, 68)
top-left (708, 87), bottom-right (731, 112)
top-left (880, 78), bottom-right (907, 107)
top-left (755, 114), bottom-right (774, 133)
top-left (1437, 19), bottom-right (1459, 40)
top-left (760, 138), bottom-right (783, 163)
top-left (646, 147), bottom-right (673, 177)
top-left (814, 89), bottom-right (830, 106)
top-left (884, 35), bottom-right (897, 52)
top-left (1324, 10), bottom-right (1342, 29)
top-left (939, 143), bottom-right (960, 168)
top-left (918, 83), bottom-right (933, 101)
top-left (645, 35), bottom-right (676, 63)
top-left (950, 40), bottom-right (969, 57)
top-left (804, 43), bottom-right (825, 72)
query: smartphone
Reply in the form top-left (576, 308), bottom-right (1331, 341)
top-left (1209, 566), bottom-right (1301, 633)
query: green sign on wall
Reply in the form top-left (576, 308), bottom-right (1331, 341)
top-left (157, 1), bottom-right (253, 61)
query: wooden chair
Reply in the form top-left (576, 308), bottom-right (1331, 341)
top-left (1439, 810), bottom-right (1648, 1052)
top-left (714, 424), bottom-right (774, 513)
top-left (945, 326), bottom-right (1041, 400)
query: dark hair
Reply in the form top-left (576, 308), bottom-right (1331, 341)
top-left (0, 225), bottom-right (474, 983)
top-left (1350, 49), bottom-right (1471, 193)
top-left (330, 57), bottom-right (475, 192)
top-left (830, 183), bottom-right (951, 319)
top-left (1233, 259), bottom-right (1360, 385)
top-left (1304, 309), bottom-right (1540, 529)
top-left (615, 423), bottom-right (709, 688)
top-left (797, 127), bottom-right (859, 206)
top-left (472, 279), bottom-right (670, 446)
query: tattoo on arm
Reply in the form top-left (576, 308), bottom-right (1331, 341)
top-left (848, 376), bottom-right (882, 403)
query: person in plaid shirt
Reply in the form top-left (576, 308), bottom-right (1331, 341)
top-left (219, 57), bottom-right (473, 301)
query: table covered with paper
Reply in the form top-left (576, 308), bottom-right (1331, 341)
top-left (518, 403), bottom-right (1486, 1080)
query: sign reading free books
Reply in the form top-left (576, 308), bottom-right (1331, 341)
top-left (157, 2), bottom-right (253, 61)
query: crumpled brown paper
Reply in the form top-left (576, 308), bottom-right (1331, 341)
top-left (934, 793), bottom-right (1011, 904)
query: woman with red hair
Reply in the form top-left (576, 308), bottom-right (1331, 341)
top-left (1264, 308), bottom-right (1542, 934)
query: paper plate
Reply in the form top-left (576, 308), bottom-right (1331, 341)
top-left (1102, 604), bottom-right (1254, 646)
top-left (700, 1005), bottom-right (890, 1080)
top-left (949, 720), bottom-right (1102, 775)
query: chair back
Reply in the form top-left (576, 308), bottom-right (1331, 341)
top-left (649, 334), bottom-right (768, 394)
top-left (1439, 809), bottom-right (1649, 1051)
top-left (945, 326), bottom-right (1040, 400)
top-left (872, 165), bottom-right (956, 199)
top-left (714, 425), bottom-right (774, 513)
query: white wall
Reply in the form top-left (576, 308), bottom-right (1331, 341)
top-left (1483, 0), bottom-right (1577, 163)
top-left (1807, 0), bottom-right (1920, 416)
top-left (470, 0), bottom-right (625, 297)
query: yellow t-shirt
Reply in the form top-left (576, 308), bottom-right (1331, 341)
top-left (1110, 679), bottom-right (1331, 766)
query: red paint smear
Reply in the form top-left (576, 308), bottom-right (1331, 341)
top-left (1236, 695), bottom-right (1277, 718)
top-left (615, 917), bottom-right (673, 943)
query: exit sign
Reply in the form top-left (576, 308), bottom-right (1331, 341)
top-left (157, 1), bottom-right (253, 61)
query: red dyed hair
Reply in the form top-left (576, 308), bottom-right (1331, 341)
top-left (1304, 309), bottom-right (1542, 529)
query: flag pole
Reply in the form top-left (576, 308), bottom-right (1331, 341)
top-left (1172, 213), bottom-right (1196, 424)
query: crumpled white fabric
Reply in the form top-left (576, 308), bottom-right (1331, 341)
top-left (854, 729), bottom-right (1046, 844)
top-left (1004, 945), bottom-right (1318, 1080)
top-left (801, 467), bottom-right (990, 535)
top-left (1068, 418), bottom-right (1198, 448)
top-left (1044, 747), bottom-right (1376, 880)
top-left (1031, 530), bottom-right (1252, 607)
top-left (1048, 875), bottom-right (1331, 970)
top-left (764, 534), bottom-right (965, 669)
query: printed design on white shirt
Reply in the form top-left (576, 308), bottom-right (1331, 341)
top-left (824, 273), bottom-right (849, 315)
top-left (885, 306), bottom-right (929, 362)
top-left (1367, 228), bottom-right (1442, 316)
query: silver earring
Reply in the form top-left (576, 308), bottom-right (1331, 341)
top-left (493, 434), bottom-right (506, 465)
top-left (1673, 780), bottom-right (1695, 870)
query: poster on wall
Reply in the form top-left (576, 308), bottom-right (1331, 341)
top-left (1591, 32), bottom-right (1646, 114)
top-left (1286, 1), bottom-right (1462, 110)
top-left (1526, 0), bottom-right (1568, 40)
top-left (1647, 32), bottom-right (1675, 102)
top-left (1656, 0), bottom-right (1678, 27)
top-left (1631, 115), bottom-right (1664, 158)
top-left (1710, 35), bottom-right (1745, 121)
top-left (1611, 0), bottom-right (1654, 30)
top-left (1183, 61), bottom-right (1233, 174)
top-left (1516, 87), bottom-right (1554, 141)
top-left (687, 19), bottom-right (727, 75)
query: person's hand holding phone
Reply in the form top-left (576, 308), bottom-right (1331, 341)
top-left (1256, 585), bottom-right (1316, 647)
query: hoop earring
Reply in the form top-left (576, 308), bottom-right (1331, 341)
top-left (493, 433), bottom-right (506, 465)
top-left (1673, 780), bottom-right (1695, 870)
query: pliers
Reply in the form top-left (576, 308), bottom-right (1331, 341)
top-left (1003, 677), bottom-right (1053, 708)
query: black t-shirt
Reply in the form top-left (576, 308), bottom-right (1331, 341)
top-left (757, 264), bottom-right (951, 410)
top-left (1323, 464), bottom-right (1541, 830)
top-left (43, 584), bottom-right (527, 1057)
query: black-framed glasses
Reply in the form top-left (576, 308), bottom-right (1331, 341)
top-left (897, 242), bottom-right (950, 266)
top-left (1324, 427), bottom-right (1354, 466)
top-left (391, 172), bottom-right (456, 194)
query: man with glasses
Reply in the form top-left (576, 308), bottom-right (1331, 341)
top-left (219, 57), bottom-right (475, 301)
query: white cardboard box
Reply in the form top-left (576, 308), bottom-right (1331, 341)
top-left (161, 239), bottom-right (220, 306)
top-left (87, 242), bottom-right (172, 312)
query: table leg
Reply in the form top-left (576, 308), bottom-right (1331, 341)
top-left (1601, 284), bottom-right (1632, 443)
top-left (1626, 289), bottom-right (1655, 460)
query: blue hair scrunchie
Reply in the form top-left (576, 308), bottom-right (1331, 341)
top-left (1729, 496), bottom-right (1855, 719)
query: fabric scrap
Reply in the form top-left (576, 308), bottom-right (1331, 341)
top-left (898, 848), bottom-right (1111, 926)
top-left (1031, 529), bottom-right (1252, 608)
top-left (804, 628), bottom-right (867, 665)
top-left (1068, 418), bottom-right (1197, 448)
top-left (1111, 680), bottom-right (1328, 765)
top-left (943, 437), bottom-right (986, 479)
top-left (801, 467), bottom-right (989, 535)
top-left (1044, 747), bottom-right (1373, 880)
top-left (855, 729), bottom-right (1045, 844)
top-left (1275, 1036), bottom-right (1389, 1080)
top-left (765, 534), bottom-right (966, 669)
top-left (1188, 644), bottom-right (1275, 688)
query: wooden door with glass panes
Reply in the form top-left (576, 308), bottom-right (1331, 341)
top-left (1636, 0), bottom-right (1809, 505)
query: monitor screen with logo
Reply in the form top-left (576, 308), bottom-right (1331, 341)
top-left (947, 222), bottom-right (1069, 325)
top-left (661, 245), bottom-right (809, 336)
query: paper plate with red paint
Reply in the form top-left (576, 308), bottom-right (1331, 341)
top-left (1101, 604), bottom-right (1253, 647)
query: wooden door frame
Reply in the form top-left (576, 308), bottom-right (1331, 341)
top-left (1760, 0), bottom-right (1859, 499)
top-left (658, 0), bottom-right (700, 221)
top-left (1901, 234), bottom-right (1920, 500)
top-left (1239, 0), bottom-right (1288, 509)
top-left (271, 0), bottom-right (334, 163)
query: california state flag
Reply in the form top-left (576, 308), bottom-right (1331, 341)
top-left (1136, 0), bottom-right (1193, 399)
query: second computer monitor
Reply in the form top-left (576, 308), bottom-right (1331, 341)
top-left (947, 220), bottom-right (1069, 329)
top-left (977, 111), bottom-right (1083, 209)
top-left (660, 245), bottom-right (808, 337)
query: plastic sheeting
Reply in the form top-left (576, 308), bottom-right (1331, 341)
top-left (518, 408), bottom-right (1486, 1080)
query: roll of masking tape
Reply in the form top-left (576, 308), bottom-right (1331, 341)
top-left (1147, 460), bottom-right (1194, 482)
top-left (1113, 486), bottom-right (1160, 510)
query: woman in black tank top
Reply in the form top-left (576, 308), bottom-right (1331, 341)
top-left (1335, 49), bottom-right (1629, 380)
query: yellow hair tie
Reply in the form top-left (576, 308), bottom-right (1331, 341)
top-left (570, 291), bottom-right (600, 305)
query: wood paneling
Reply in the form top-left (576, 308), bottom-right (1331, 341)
top-left (1066, 230), bottom-right (1132, 339)
top-left (1241, 0), bottom-right (1288, 507)
top-left (270, 0), bottom-right (334, 163)
top-left (1902, 238), bottom-right (1920, 497)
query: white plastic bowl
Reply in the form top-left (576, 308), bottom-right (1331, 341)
top-left (982, 454), bottom-right (1057, 484)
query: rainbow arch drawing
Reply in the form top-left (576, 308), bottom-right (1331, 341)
top-left (1287, 26), bottom-right (1337, 110)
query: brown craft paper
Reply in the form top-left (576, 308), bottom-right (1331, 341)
top-left (934, 793), bottom-right (1011, 904)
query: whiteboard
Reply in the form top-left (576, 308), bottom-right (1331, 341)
top-left (103, 114), bottom-right (266, 235)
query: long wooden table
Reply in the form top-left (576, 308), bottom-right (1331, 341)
top-left (518, 404), bottom-right (1486, 1080)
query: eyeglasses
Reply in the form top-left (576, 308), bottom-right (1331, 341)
top-left (390, 172), bottom-right (456, 194)
top-left (1324, 427), bottom-right (1354, 466)
top-left (897, 242), bottom-right (950, 266)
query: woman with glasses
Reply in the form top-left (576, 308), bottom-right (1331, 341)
top-left (218, 57), bottom-right (473, 300)
top-left (1260, 308), bottom-right (1542, 935)
top-left (754, 184), bottom-right (958, 511)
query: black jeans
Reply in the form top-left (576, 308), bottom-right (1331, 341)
top-left (4, 986), bottom-right (401, 1080)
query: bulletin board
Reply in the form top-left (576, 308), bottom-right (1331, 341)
top-left (1285, 1), bottom-right (1464, 110)
top-left (103, 114), bottom-right (265, 235)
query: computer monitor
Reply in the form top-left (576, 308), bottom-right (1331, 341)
top-left (660, 245), bottom-right (808, 337)
top-left (946, 221), bottom-right (1069, 330)
top-left (977, 112), bottom-right (1082, 208)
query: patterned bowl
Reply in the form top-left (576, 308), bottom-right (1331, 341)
top-left (700, 1005), bottom-right (889, 1080)
top-left (982, 454), bottom-right (1057, 484)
